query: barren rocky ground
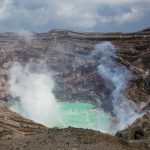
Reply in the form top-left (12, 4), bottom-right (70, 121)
top-left (0, 127), bottom-right (147, 150)
top-left (0, 28), bottom-right (150, 149)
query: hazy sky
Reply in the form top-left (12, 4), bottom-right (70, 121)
top-left (0, 0), bottom-right (150, 32)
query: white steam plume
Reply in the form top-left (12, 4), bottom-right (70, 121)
top-left (91, 42), bottom-right (142, 132)
top-left (17, 31), bottom-right (33, 44)
top-left (6, 42), bottom-right (143, 134)
top-left (7, 62), bottom-right (61, 127)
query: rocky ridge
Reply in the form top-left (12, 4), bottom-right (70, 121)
top-left (0, 28), bottom-right (149, 104)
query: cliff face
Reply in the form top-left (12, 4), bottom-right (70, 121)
top-left (0, 28), bottom-right (149, 106)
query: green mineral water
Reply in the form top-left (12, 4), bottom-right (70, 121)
top-left (9, 101), bottom-right (111, 133)
top-left (52, 102), bottom-right (111, 132)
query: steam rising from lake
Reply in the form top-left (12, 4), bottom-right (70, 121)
top-left (91, 42), bottom-right (141, 132)
top-left (7, 42), bottom-right (142, 134)
top-left (7, 62), bottom-right (61, 126)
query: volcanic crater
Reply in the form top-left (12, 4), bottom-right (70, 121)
top-left (0, 28), bottom-right (150, 150)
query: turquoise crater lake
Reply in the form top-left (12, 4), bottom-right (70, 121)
top-left (55, 102), bottom-right (111, 132)
top-left (10, 101), bottom-right (112, 133)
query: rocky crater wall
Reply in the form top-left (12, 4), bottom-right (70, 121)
top-left (0, 28), bottom-right (149, 111)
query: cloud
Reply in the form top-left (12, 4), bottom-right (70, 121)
top-left (114, 8), bottom-right (144, 24)
top-left (0, 0), bottom-right (149, 32)
top-left (0, 0), bottom-right (13, 20)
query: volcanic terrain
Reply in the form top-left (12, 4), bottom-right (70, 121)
top-left (0, 28), bottom-right (150, 150)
